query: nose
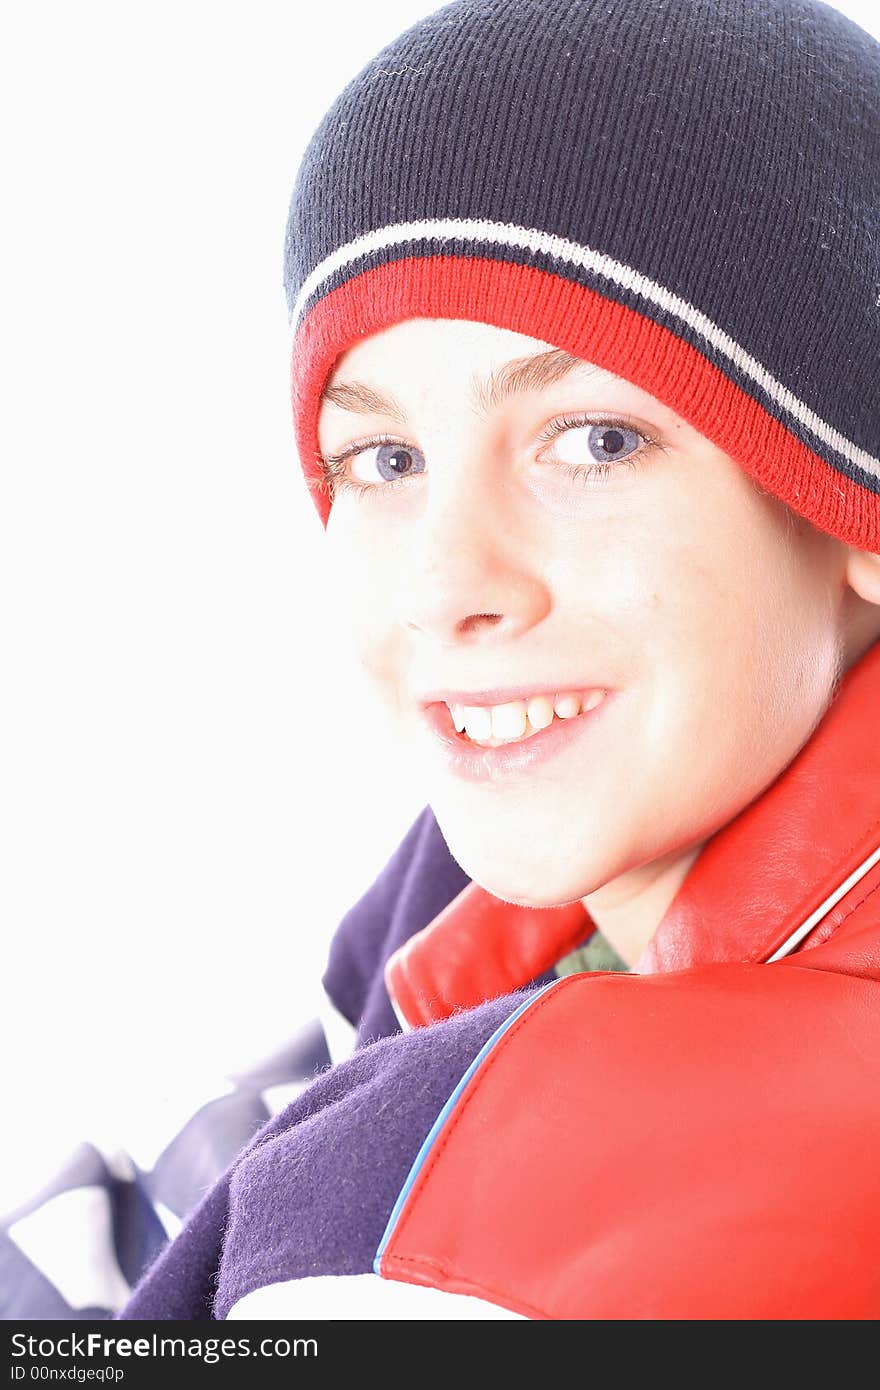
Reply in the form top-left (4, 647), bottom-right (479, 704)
top-left (399, 467), bottom-right (551, 646)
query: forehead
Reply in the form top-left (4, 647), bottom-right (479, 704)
top-left (319, 318), bottom-right (639, 425)
top-left (322, 348), bottom-right (606, 424)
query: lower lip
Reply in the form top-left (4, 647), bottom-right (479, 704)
top-left (420, 694), bottom-right (617, 782)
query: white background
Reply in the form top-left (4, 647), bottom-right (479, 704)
top-left (1, 0), bottom-right (878, 1212)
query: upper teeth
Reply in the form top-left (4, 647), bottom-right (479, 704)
top-left (448, 690), bottom-right (607, 744)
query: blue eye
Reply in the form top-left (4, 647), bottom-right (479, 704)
top-left (585, 424), bottom-right (639, 462)
top-left (535, 415), bottom-right (651, 484)
top-left (368, 441), bottom-right (427, 484)
top-left (319, 436), bottom-right (426, 499)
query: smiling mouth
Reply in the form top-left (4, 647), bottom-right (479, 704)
top-left (418, 687), bottom-right (619, 781)
top-left (443, 689), bottom-right (609, 747)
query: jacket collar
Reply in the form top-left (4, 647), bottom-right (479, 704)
top-left (385, 639), bottom-right (880, 1028)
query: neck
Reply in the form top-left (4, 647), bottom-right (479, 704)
top-left (581, 842), bottom-right (705, 967)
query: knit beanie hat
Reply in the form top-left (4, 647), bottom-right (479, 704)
top-left (284, 0), bottom-right (879, 552)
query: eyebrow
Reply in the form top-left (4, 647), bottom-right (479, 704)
top-left (319, 347), bottom-right (606, 423)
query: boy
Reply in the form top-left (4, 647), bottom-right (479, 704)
top-left (112, 0), bottom-right (880, 1316)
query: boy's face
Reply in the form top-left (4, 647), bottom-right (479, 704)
top-left (316, 317), bottom-right (848, 908)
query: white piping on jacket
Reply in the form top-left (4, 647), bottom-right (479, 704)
top-left (388, 991), bottom-right (413, 1034)
top-left (765, 840), bottom-right (880, 962)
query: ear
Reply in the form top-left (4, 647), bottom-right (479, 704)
top-left (845, 548), bottom-right (880, 606)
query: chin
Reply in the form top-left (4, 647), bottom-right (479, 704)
top-left (486, 884), bottom-right (590, 910)
top-left (433, 794), bottom-right (636, 903)
top-left (444, 837), bottom-right (601, 909)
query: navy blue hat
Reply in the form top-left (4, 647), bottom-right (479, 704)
top-left (285, 0), bottom-right (879, 551)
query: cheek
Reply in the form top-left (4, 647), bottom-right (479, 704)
top-left (621, 519), bottom-right (838, 805)
top-left (568, 515), bottom-right (774, 754)
top-left (557, 519), bottom-right (734, 682)
top-left (324, 514), bottom-right (406, 702)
